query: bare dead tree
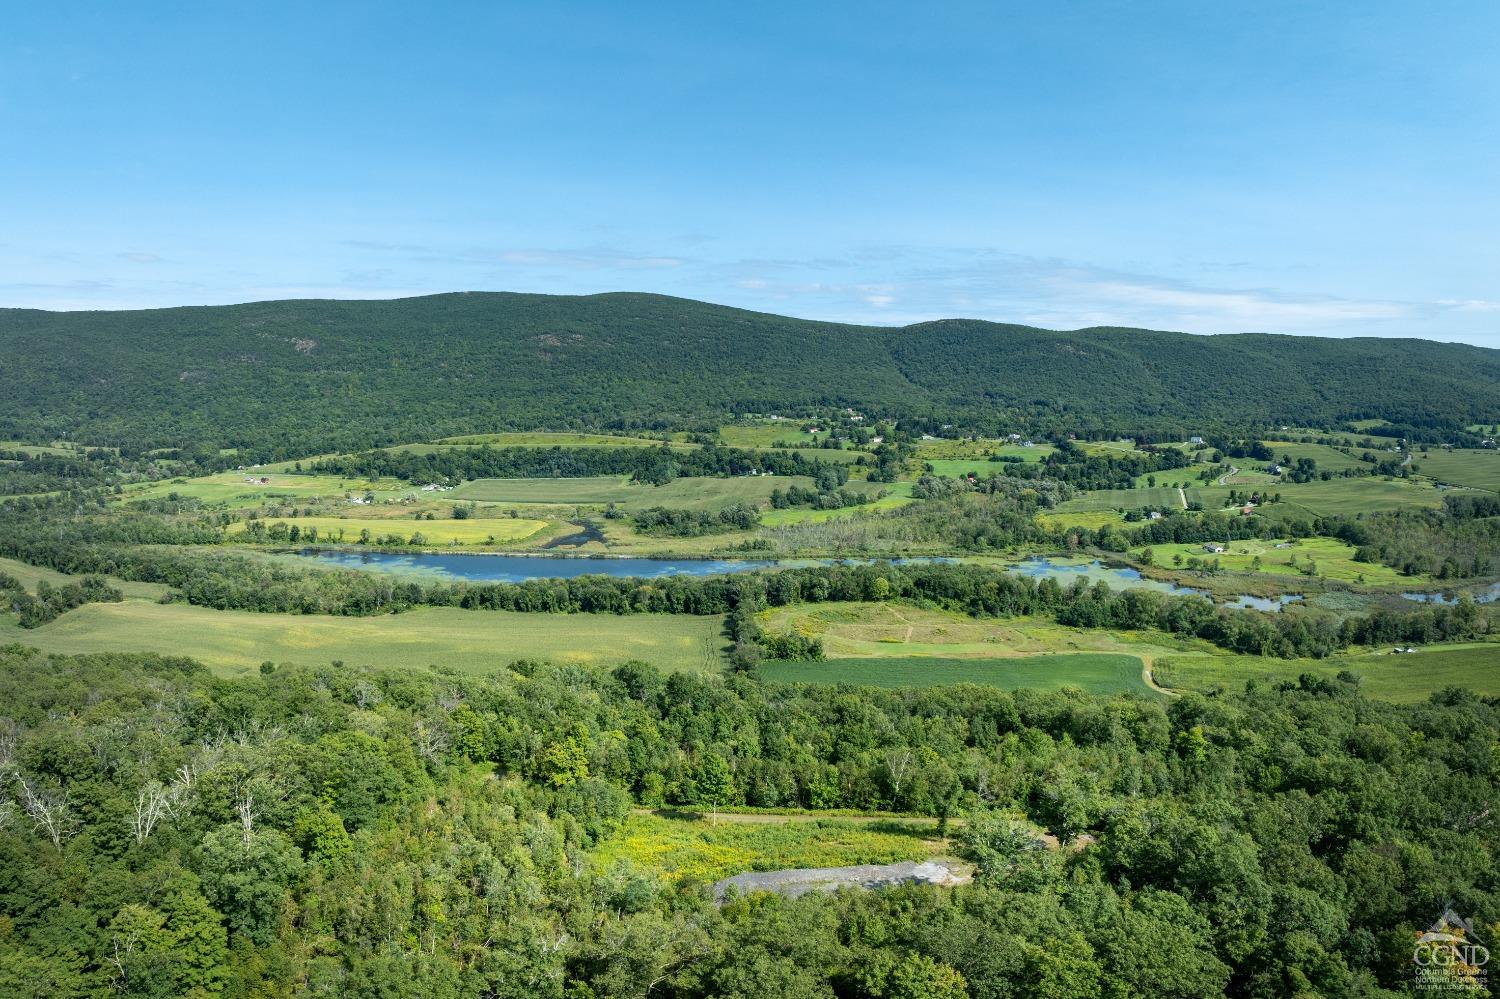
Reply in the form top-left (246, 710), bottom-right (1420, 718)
top-left (13, 772), bottom-right (78, 850)
top-left (412, 718), bottom-right (452, 762)
top-left (129, 780), bottom-right (189, 845)
top-left (0, 718), bottom-right (19, 770)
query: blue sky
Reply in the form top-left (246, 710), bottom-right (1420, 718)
top-left (3, 1), bottom-right (1498, 343)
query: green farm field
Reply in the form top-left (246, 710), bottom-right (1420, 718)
top-left (758, 483), bottom-right (914, 526)
top-left (0, 600), bottom-right (726, 677)
top-left (762, 602), bottom-right (1211, 663)
top-left (1262, 441), bottom-right (1369, 474)
top-left (717, 423), bottom-right (820, 447)
top-left (1266, 476), bottom-right (1453, 516)
top-left (1057, 486), bottom-right (1187, 512)
top-left (1136, 537), bottom-right (1415, 585)
top-left (121, 471), bottom-right (414, 507)
top-left (761, 653), bottom-right (1153, 694)
top-left (1413, 448), bottom-right (1500, 492)
top-left (226, 515), bottom-right (549, 545)
top-left (450, 474), bottom-right (825, 511)
top-left (1154, 643), bottom-right (1500, 702)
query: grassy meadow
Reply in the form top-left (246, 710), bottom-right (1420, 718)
top-left (1057, 486), bottom-right (1187, 512)
top-left (590, 811), bottom-right (945, 884)
top-left (227, 515), bottom-right (549, 545)
top-left (0, 600), bottom-right (726, 677)
top-left (1154, 643), bottom-right (1500, 702)
top-left (1136, 537), bottom-right (1415, 585)
top-left (122, 471), bottom-right (415, 507)
top-left (451, 473), bottom-right (821, 511)
top-left (1413, 448), bottom-right (1500, 492)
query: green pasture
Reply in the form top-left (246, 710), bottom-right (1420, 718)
top-left (1036, 509), bottom-right (1124, 531)
top-left (0, 556), bottom-right (171, 602)
top-left (762, 602), bottom-right (1207, 664)
top-left (1136, 536), bottom-right (1414, 585)
top-left (451, 474), bottom-right (820, 511)
top-left (1154, 643), bottom-right (1500, 702)
top-left (912, 439), bottom-right (1052, 462)
top-left (0, 601), bottom-right (726, 677)
top-left (1266, 477), bottom-right (1452, 516)
top-left (1413, 448), bottom-right (1500, 492)
top-left (759, 483), bottom-right (913, 526)
top-left (1057, 486), bottom-right (1186, 512)
top-left (121, 471), bottom-right (414, 507)
top-left (226, 515), bottom-right (550, 546)
top-left (1262, 441), bottom-right (1369, 474)
top-left (718, 423), bottom-right (820, 447)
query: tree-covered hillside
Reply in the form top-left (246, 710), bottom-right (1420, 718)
top-left (4, 292), bottom-right (1499, 454)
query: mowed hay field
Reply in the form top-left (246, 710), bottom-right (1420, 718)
top-left (1057, 486), bottom-right (1186, 512)
top-left (122, 471), bottom-right (412, 507)
top-left (451, 474), bottom-right (825, 511)
top-left (226, 515), bottom-right (549, 545)
top-left (0, 601), bottom-right (726, 676)
top-left (761, 654), bottom-right (1153, 695)
top-left (1154, 643), bottom-right (1500, 702)
top-left (1261, 441), bottom-right (1369, 474)
top-left (761, 602), bottom-right (1210, 664)
top-left (1415, 448), bottom-right (1500, 492)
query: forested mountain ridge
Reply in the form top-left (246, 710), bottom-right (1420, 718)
top-left (4, 291), bottom-right (1498, 454)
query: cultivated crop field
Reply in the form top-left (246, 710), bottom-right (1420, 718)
top-left (0, 600), bottom-right (726, 676)
top-left (1057, 486), bottom-right (1186, 512)
top-left (1414, 448), bottom-right (1500, 492)
top-left (1268, 476), bottom-right (1453, 516)
top-left (761, 653), bottom-right (1153, 694)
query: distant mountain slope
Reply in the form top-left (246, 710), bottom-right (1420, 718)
top-left (2, 291), bottom-right (1497, 455)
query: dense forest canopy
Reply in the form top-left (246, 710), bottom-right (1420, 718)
top-left (0, 647), bottom-right (1495, 998)
top-left (5, 292), bottom-right (1500, 455)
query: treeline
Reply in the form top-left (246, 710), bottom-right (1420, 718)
top-left (0, 648), bottom-right (1495, 996)
top-left (309, 444), bottom-right (854, 486)
top-left (2, 573), bottom-right (122, 627)
top-left (631, 503), bottom-right (761, 537)
top-left (998, 439), bottom-right (1192, 490)
top-left (1325, 499), bottom-right (1500, 579)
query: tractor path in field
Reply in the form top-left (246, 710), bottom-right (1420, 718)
top-left (1177, 486), bottom-right (1188, 508)
top-left (884, 602), bottom-right (917, 642)
top-left (1215, 465), bottom-right (1239, 486)
top-left (1139, 655), bottom-right (1179, 697)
